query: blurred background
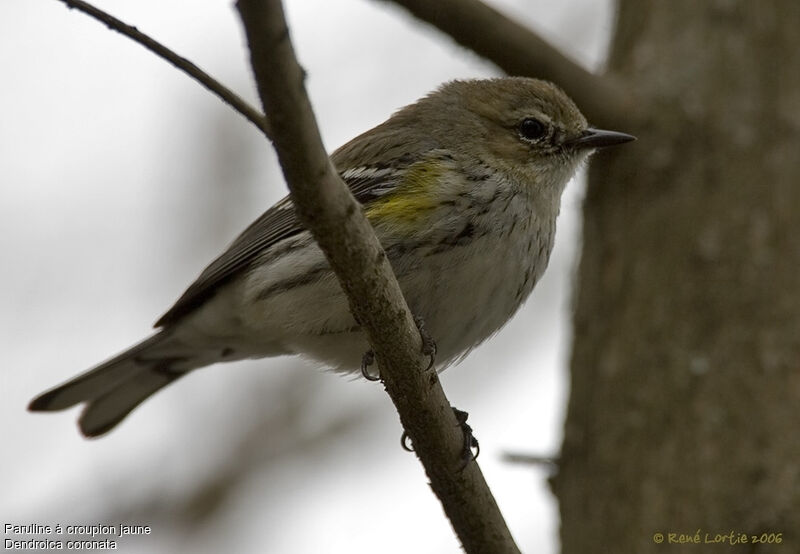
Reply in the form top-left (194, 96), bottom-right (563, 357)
top-left (1, 1), bottom-right (613, 552)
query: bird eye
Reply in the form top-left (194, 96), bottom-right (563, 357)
top-left (519, 118), bottom-right (546, 141)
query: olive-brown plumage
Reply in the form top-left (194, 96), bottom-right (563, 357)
top-left (29, 77), bottom-right (634, 437)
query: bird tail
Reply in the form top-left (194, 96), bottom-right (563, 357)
top-left (28, 331), bottom-right (210, 437)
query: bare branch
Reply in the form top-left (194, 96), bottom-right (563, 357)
top-left (57, 0), bottom-right (270, 136)
top-left (504, 451), bottom-right (559, 469)
top-left (378, 0), bottom-right (638, 128)
top-left (235, 0), bottom-right (520, 552)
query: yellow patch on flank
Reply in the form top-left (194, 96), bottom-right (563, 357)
top-left (365, 160), bottom-right (441, 227)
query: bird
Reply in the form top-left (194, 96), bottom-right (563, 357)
top-left (29, 77), bottom-right (635, 437)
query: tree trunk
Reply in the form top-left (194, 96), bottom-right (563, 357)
top-left (554, 1), bottom-right (800, 552)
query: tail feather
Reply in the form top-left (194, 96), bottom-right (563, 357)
top-left (78, 369), bottom-right (182, 437)
top-left (29, 331), bottom-right (211, 437)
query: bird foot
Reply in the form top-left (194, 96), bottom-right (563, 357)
top-left (400, 407), bottom-right (479, 470)
top-left (414, 315), bottom-right (437, 371)
top-left (359, 315), bottom-right (437, 381)
top-left (360, 349), bottom-right (379, 381)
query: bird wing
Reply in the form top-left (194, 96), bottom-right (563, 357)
top-left (153, 162), bottom-right (409, 328)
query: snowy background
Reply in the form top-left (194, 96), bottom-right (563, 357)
top-left (1, 1), bottom-right (613, 552)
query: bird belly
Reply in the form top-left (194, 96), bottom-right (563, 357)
top-left (228, 200), bottom-right (555, 372)
top-left (393, 221), bottom-right (553, 367)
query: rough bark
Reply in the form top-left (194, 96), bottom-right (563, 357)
top-left (554, 2), bottom-right (800, 552)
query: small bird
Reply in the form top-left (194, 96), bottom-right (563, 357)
top-left (29, 77), bottom-right (634, 437)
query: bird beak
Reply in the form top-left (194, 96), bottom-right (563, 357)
top-left (567, 128), bottom-right (636, 149)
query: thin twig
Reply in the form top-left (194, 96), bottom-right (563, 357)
top-left (57, 0), bottom-right (271, 137)
top-left (504, 452), bottom-right (559, 468)
top-left (235, 0), bottom-right (521, 552)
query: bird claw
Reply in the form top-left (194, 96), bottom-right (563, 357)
top-left (453, 408), bottom-right (480, 470)
top-left (401, 431), bottom-right (414, 452)
top-left (413, 315), bottom-right (437, 371)
top-left (399, 407), bottom-right (479, 470)
top-left (360, 350), bottom-right (379, 381)
top-left (360, 315), bottom-right (436, 381)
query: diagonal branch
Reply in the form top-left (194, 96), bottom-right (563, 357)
top-left (57, 0), bottom-right (270, 136)
top-left (378, 0), bottom-right (637, 128)
top-left (235, 1), bottom-right (520, 552)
